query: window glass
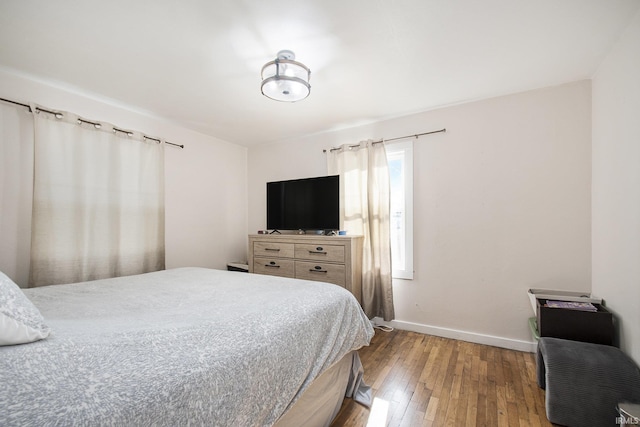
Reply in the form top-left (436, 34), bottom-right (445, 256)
top-left (386, 141), bottom-right (414, 279)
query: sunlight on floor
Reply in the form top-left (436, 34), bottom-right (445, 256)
top-left (366, 397), bottom-right (390, 427)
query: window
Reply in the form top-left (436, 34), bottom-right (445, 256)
top-left (386, 140), bottom-right (414, 279)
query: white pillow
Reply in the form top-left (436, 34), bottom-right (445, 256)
top-left (0, 271), bottom-right (50, 345)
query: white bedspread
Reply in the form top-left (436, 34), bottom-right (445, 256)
top-left (0, 267), bottom-right (374, 426)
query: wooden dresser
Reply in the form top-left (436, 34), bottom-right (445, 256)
top-left (248, 234), bottom-right (363, 304)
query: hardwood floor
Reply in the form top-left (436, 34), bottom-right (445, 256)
top-left (331, 329), bottom-right (552, 427)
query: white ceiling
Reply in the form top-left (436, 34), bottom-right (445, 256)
top-left (1, 0), bottom-right (638, 147)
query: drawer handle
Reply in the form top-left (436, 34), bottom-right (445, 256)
top-left (308, 250), bottom-right (327, 255)
top-left (265, 261), bottom-right (280, 268)
top-left (264, 248), bottom-right (281, 252)
top-left (310, 266), bottom-right (328, 273)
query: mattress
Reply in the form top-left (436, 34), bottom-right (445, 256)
top-left (0, 267), bottom-right (374, 426)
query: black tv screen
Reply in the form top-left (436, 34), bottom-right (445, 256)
top-left (267, 175), bottom-right (340, 231)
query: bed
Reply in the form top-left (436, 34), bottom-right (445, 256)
top-left (0, 267), bottom-right (374, 426)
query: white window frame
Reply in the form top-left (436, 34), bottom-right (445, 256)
top-left (386, 140), bottom-right (414, 280)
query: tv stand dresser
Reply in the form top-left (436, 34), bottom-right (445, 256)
top-left (248, 234), bottom-right (363, 305)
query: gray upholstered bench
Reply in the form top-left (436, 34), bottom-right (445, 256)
top-left (537, 337), bottom-right (640, 426)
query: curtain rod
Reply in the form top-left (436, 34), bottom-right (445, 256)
top-left (323, 128), bottom-right (446, 153)
top-left (0, 96), bottom-right (184, 149)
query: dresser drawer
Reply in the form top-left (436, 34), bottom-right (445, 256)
top-left (253, 242), bottom-right (295, 258)
top-left (295, 243), bottom-right (345, 263)
top-left (295, 261), bottom-right (346, 287)
top-left (253, 258), bottom-right (295, 278)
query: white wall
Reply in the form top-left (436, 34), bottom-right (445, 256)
top-left (0, 69), bottom-right (248, 286)
top-left (592, 10), bottom-right (640, 365)
top-left (248, 81), bottom-right (592, 350)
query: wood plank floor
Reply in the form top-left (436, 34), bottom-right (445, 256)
top-left (331, 329), bottom-right (553, 427)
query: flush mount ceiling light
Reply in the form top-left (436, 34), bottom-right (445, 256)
top-left (261, 50), bottom-right (311, 102)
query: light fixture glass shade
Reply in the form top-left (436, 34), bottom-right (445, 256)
top-left (261, 50), bottom-right (311, 102)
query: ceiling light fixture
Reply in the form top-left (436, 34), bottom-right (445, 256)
top-left (261, 50), bottom-right (311, 102)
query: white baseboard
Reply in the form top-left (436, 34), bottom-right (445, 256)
top-left (371, 317), bottom-right (538, 353)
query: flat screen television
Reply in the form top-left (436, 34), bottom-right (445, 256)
top-left (267, 175), bottom-right (340, 232)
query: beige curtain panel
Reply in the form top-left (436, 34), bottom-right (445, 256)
top-left (327, 141), bottom-right (395, 321)
top-left (29, 110), bottom-right (165, 287)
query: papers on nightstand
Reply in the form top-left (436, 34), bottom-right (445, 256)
top-left (545, 300), bottom-right (598, 311)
